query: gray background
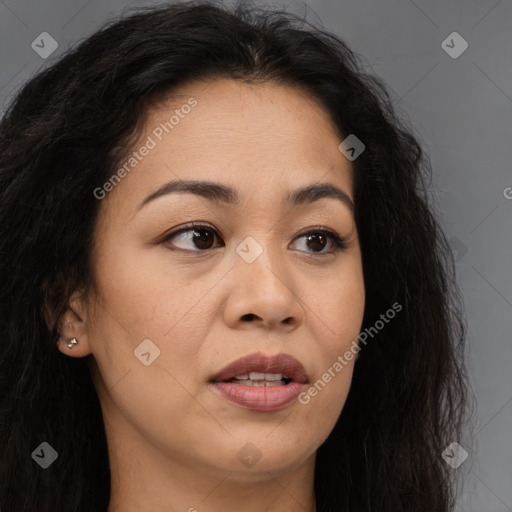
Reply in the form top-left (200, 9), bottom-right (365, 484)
top-left (1, 0), bottom-right (511, 510)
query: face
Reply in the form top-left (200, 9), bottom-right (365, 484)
top-left (59, 78), bottom-right (365, 480)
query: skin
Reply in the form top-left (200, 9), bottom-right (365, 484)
top-left (56, 78), bottom-right (365, 512)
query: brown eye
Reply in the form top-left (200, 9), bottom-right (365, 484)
top-left (304, 233), bottom-right (328, 252)
top-left (292, 229), bottom-right (348, 254)
top-left (162, 224), bottom-right (222, 251)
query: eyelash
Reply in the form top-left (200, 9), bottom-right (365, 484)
top-left (159, 222), bottom-right (349, 256)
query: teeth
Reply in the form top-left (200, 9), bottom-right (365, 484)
top-left (234, 380), bottom-right (285, 387)
top-left (233, 372), bottom-right (284, 381)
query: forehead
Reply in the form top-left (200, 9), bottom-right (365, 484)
top-left (148, 77), bottom-right (345, 149)
top-left (100, 78), bottom-right (353, 218)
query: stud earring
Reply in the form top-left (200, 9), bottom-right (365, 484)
top-left (66, 337), bottom-right (78, 348)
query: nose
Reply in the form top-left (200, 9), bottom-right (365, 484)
top-left (222, 242), bottom-right (304, 331)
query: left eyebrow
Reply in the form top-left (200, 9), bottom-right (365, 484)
top-left (137, 179), bottom-right (354, 213)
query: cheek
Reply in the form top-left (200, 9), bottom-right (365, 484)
top-left (299, 258), bottom-right (364, 416)
top-left (90, 239), bottom-right (183, 338)
top-left (88, 243), bottom-right (217, 385)
top-left (310, 258), bottom-right (365, 348)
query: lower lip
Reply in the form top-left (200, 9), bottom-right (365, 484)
top-left (210, 381), bottom-right (306, 411)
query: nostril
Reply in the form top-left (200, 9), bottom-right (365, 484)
top-left (241, 313), bottom-right (257, 321)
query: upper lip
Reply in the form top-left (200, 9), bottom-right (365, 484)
top-left (210, 352), bottom-right (308, 384)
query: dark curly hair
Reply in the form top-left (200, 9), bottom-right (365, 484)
top-left (0, 1), bottom-right (472, 511)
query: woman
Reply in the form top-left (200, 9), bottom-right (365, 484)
top-left (0, 1), bottom-right (471, 511)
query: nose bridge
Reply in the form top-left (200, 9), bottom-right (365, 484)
top-left (232, 232), bottom-right (300, 306)
top-left (234, 233), bottom-right (285, 285)
top-left (221, 226), bottom-right (305, 331)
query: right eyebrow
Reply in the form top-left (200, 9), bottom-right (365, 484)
top-left (137, 179), bottom-right (354, 214)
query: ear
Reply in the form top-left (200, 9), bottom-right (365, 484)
top-left (56, 291), bottom-right (93, 358)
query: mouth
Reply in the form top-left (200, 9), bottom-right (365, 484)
top-left (221, 372), bottom-right (294, 387)
top-left (209, 352), bottom-right (309, 411)
top-left (210, 352), bottom-right (309, 385)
